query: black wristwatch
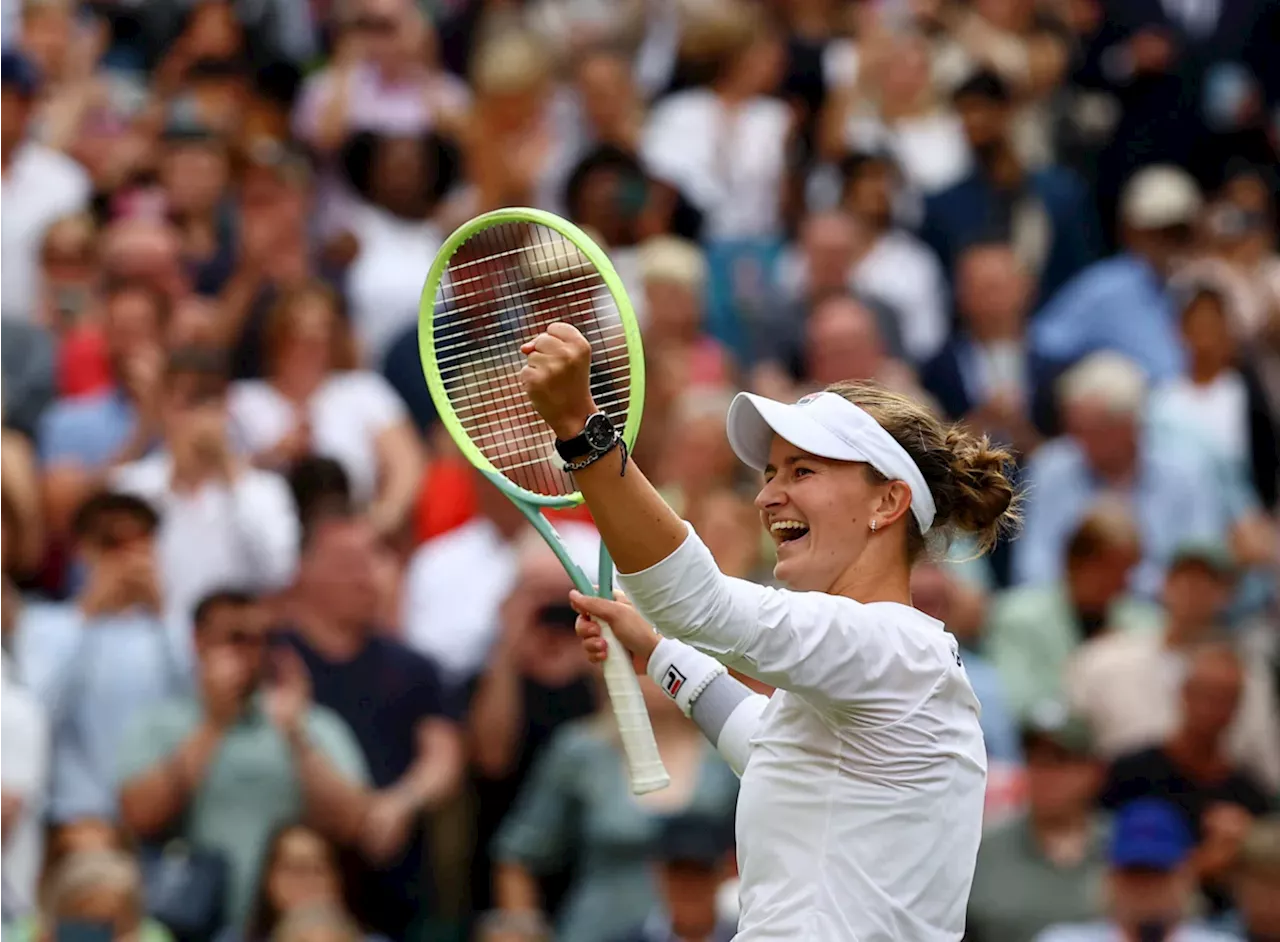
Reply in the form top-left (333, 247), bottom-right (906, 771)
top-left (555, 412), bottom-right (619, 467)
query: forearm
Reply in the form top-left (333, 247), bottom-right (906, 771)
top-left (469, 658), bottom-right (525, 778)
top-left (399, 722), bottom-right (465, 811)
top-left (289, 731), bottom-right (371, 844)
top-left (493, 861), bottom-right (542, 912)
top-left (568, 444), bottom-right (690, 575)
top-left (120, 722), bottom-right (223, 837)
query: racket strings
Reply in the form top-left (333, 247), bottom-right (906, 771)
top-left (431, 221), bottom-right (632, 498)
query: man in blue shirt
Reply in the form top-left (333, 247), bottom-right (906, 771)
top-left (1029, 165), bottom-right (1201, 388)
top-left (11, 491), bottom-right (180, 825)
top-left (921, 70), bottom-right (1100, 307)
top-left (1015, 352), bottom-right (1236, 598)
top-left (37, 282), bottom-right (168, 537)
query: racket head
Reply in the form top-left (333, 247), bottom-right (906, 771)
top-left (419, 207), bottom-right (645, 508)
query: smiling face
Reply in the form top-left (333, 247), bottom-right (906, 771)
top-left (757, 436), bottom-right (895, 591)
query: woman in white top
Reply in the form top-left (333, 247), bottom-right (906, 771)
top-left (228, 282), bottom-right (424, 536)
top-left (517, 323), bottom-right (1020, 941)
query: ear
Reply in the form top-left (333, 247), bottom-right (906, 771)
top-left (871, 480), bottom-right (914, 531)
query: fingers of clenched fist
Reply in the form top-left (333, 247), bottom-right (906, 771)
top-left (518, 323), bottom-right (597, 438)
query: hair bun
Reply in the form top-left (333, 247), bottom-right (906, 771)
top-left (940, 427), bottom-right (1020, 552)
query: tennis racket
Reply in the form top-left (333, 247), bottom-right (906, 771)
top-left (418, 207), bottom-right (669, 795)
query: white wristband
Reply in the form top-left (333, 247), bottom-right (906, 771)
top-left (646, 637), bottom-right (725, 717)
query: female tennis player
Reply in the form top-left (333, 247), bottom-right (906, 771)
top-left (519, 322), bottom-right (1019, 942)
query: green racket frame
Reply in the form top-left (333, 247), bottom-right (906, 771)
top-left (418, 208), bottom-right (668, 793)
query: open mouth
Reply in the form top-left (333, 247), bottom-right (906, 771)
top-left (769, 520), bottom-right (811, 547)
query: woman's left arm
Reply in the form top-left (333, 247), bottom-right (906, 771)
top-left (370, 421), bottom-right (426, 537)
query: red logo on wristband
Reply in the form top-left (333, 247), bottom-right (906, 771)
top-left (663, 666), bottom-right (686, 698)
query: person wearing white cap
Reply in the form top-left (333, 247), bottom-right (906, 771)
top-left (517, 322), bottom-right (1022, 942)
top-left (1030, 164), bottom-right (1202, 385)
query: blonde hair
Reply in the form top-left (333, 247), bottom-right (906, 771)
top-left (638, 237), bottom-right (708, 292)
top-left (826, 381), bottom-right (1020, 559)
top-left (43, 850), bottom-right (141, 923)
top-left (1057, 351), bottom-right (1148, 415)
top-left (471, 29), bottom-right (552, 97)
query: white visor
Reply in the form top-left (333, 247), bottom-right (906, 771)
top-left (726, 391), bottom-right (937, 533)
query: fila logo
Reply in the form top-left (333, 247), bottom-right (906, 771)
top-left (663, 666), bottom-right (687, 698)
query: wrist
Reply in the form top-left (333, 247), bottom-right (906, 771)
top-left (550, 406), bottom-right (598, 442)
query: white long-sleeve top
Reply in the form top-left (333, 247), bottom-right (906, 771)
top-left (618, 525), bottom-right (987, 942)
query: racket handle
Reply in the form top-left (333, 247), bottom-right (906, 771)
top-left (596, 618), bottom-right (670, 794)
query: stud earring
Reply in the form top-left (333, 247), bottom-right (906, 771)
top-left (869, 520), bottom-right (878, 532)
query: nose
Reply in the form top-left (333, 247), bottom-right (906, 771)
top-left (754, 476), bottom-right (785, 511)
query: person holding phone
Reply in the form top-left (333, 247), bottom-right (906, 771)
top-left (110, 346), bottom-right (301, 664)
top-left (9, 491), bottom-right (177, 829)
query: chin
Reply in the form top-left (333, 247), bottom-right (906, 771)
top-left (773, 559), bottom-right (817, 592)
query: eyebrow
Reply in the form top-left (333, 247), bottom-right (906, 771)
top-left (763, 454), bottom-right (827, 475)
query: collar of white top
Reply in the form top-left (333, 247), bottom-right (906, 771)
top-left (726, 391), bottom-right (938, 534)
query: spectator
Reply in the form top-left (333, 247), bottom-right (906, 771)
top-left (911, 561), bottom-right (1021, 765)
top-left (836, 151), bottom-right (948, 365)
top-left (1182, 168), bottom-right (1280, 344)
top-left (337, 131), bottom-right (457, 369)
top-left (1230, 816), bottom-right (1280, 941)
top-left (488, 677), bottom-right (738, 942)
top-left (37, 280), bottom-right (168, 537)
top-left (271, 904), bottom-right (362, 942)
top-left (1, 315), bottom-right (56, 439)
top-left (1098, 643), bottom-right (1275, 914)
top-left (281, 512), bottom-right (465, 939)
top-left (1029, 165), bottom-right (1201, 386)
top-left (685, 486), bottom-right (769, 585)
top-left (640, 4), bottom-right (789, 243)
top-left (228, 282), bottom-right (424, 536)
top-left (1, 574), bottom-right (49, 925)
top-left (117, 589), bottom-right (370, 925)
top-left (1034, 799), bottom-right (1238, 942)
top-left (611, 813), bottom-right (738, 942)
top-left (291, 0), bottom-right (464, 157)
top-left (986, 501), bottom-right (1163, 721)
top-left (11, 491), bottom-right (178, 826)
top-left (820, 28), bottom-right (971, 195)
top-left (636, 236), bottom-right (732, 395)
top-left (923, 241), bottom-right (1042, 456)
top-left (469, 533), bottom-right (600, 916)
top-left (112, 346), bottom-right (300, 657)
top-left (920, 69), bottom-right (1099, 304)
top-left (1, 427), bottom-right (46, 579)
top-left (1, 49), bottom-right (92, 322)
top-left (1015, 352), bottom-right (1232, 596)
top-left (159, 107), bottom-right (236, 296)
top-left (401, 470), bottom-right (603, 685)
top-left (220, 824), bottom-right (385, 942)
top-left (16, 849), bottom-right (175, 942)
top-left (967, 704), bottom-right (1107, 942)
top-left (801, 293), bottom-right (932, 405)
top-left (1149, 282), bottom-right (1279, 512)
top-left (1069, 548), bottom-right (1280, 791)
top-left (761, 211), bottom-right (908, 388)
top-left (649, 389), bottom-right (743, 522)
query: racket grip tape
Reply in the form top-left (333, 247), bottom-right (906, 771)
top-left (596, 619), bottom-right (670, 794)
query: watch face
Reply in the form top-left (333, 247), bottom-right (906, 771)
top-left (584, 413), bottom-right (616, 451)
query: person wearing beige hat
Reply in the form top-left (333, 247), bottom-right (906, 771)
top-left (1030, 164), bottom-right (1203, 386)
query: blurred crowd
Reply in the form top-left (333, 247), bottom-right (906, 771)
top-left (2, 0), bottom-right (1280, 941)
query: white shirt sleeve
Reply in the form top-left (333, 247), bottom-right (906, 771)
top-left (348, 371), bottom-right (408, 433)
top-left (619, 524), bottom-right (959, 712)
top-left (228, 470), bottom-right (300, 591)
